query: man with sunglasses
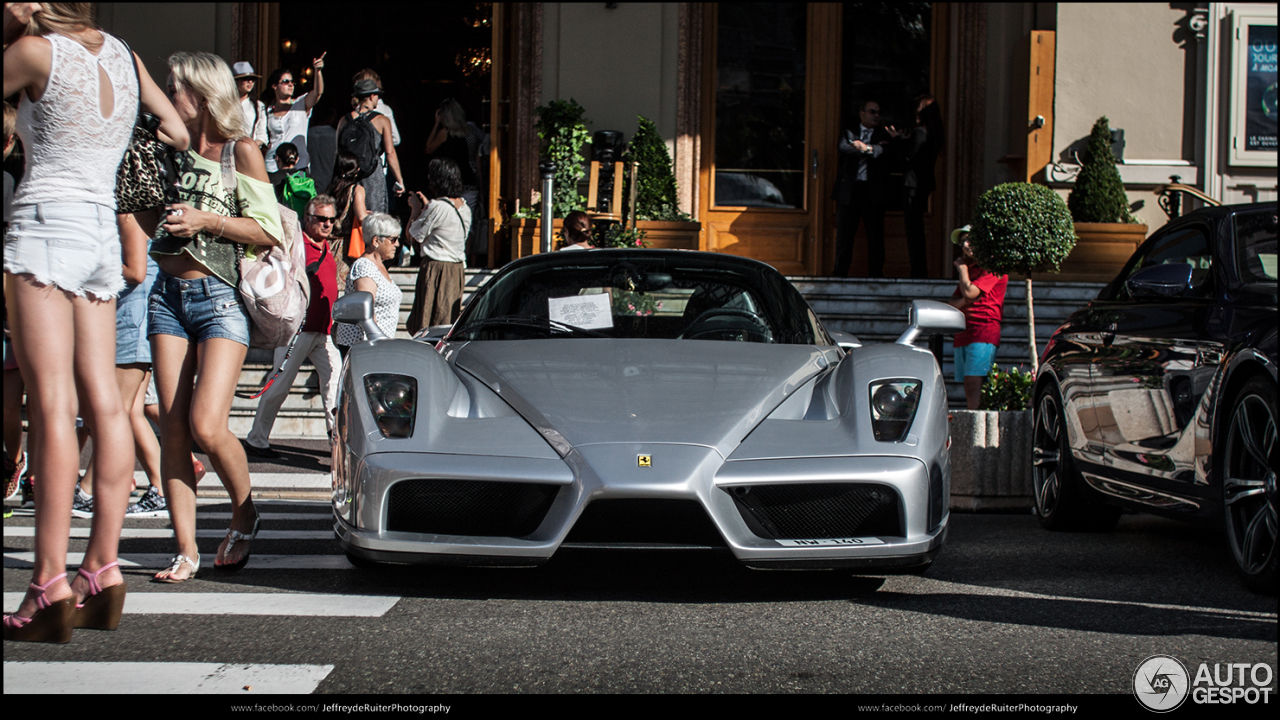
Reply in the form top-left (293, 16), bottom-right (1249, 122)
top-left (831, 100), bottom-right (891, 278)
top-left (243, 196), bottom-right (343, 459)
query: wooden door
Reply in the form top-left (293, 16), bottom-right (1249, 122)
top-left (698, 4), bottom-right (841, 276)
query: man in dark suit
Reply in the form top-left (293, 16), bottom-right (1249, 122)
top-left (831, 100), bottom-right (891, 277)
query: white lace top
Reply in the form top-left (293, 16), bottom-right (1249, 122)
top-left (14, 33), bottom-right (138, 209)
top-left (336, 257), bottom-right (402, 345)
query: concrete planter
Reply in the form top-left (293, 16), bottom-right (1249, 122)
top-left (949, 410), bottom-right (1033, 511)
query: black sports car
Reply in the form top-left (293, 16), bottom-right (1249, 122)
top-left (1033, 202), bottom-right (1278, 592)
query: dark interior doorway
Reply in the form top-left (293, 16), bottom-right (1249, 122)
top-left (839, 2), bottom-right (933, 213)
top-left (276, 2), bottom-right (491, 225)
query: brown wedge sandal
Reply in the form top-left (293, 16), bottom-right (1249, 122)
top-left (3, 572), bottom-right (75, 644)
top-left (73, 561), bottom-right (126, 631)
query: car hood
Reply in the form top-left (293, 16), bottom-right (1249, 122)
top-left (451, 339), bottom-right (832, 456)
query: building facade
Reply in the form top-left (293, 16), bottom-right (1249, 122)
top-left (95, 2), bottom-right (1277, 277)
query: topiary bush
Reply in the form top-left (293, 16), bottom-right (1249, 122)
top-left (971, 182), bottom-right (1077, 276)
top-left (1067, 116), bottom-right (1135, 224)
top-left (534, 98), bottom-right (591, 219)
top-left (623, 116), bottom-right (692, 222)
top-left (970, 182), bottom-right (1078, 374)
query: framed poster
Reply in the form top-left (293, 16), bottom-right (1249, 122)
top-left (1229, 11), bottom-right (1278, 167)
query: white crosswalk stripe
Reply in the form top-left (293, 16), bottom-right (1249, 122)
top-left (4, 552), bottom-right (351, 569)
top-left (3, 500), bottom-right (386, 694)
top-left (4, 662), bottom-right (335, 694)
top-left (4, 527), bottom-right (333, 539)
top-left (3, 592), bottom-right (399, 617)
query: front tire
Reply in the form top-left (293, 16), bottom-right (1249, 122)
top-left (1220, 377), bottom-right (1278, 594)
top-left (1032, 384), bottom-right (1120, 531)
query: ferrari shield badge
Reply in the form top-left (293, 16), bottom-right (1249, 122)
top-left (637, 455), bottom-right (652, 468)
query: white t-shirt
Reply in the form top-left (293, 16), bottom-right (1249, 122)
top-left (265, 100), bottom-right (312, 172)
top-left (336, 257), bottom-right (402, 345)
top-left (408, 199), bottom-right (472, 264)
top-left (240, 96), bottom-right (268, 148)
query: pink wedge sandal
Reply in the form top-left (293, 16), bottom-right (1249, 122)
top-left (73, 561), bottom-right (126, 631)
top-left (3, 573), bottom-right (75, 644)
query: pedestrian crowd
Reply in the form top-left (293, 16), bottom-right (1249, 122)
top-left (1, 3), bottom-right (484, 643)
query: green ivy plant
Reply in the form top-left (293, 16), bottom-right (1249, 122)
top-left (1067, 116), bottom-right (1136, 224)
top-left (979, 365), bottom-right (1035, 412)
top-left (534, 98), bottom-right (591, 219)
top-left (623, 116), bottom-right (692, 222)
top-left (970, 182), bottom-right (1078, 375)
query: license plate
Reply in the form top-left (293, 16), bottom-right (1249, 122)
top-left (777, 537), bottom-right (885, 547)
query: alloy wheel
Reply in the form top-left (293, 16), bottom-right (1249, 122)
top-left (1222, 388), bottom-right (1279, 583)
top-left (1033, 391), bottom-right (1063, 518)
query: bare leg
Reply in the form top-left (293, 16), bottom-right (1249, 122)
top-left (8, 275), bottom-right (131, 613)
top-left (964, 376), bottom-right (984, 411)
top-left (187, 337), bottom-right (258, 567)
top-left (3, 367), bottom-right (24, 468)
top-left (129, 368), bottom-right (162, 492)
top-left (150, 332), bottom-right (201, 581)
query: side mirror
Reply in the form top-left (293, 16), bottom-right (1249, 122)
top-left (1125, 263), bottom-right (1192, 298)
top-left (829, 330), bottom-right (862, 351)
top-left (421, 324), bottom-right (453, 342)
top-left (332, 292), bottom-right (388, 342)
top-left (896, 299), bottom-right (966, 345)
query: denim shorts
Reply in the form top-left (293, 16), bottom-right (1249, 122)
top-left (953, 342), bottom-right (998, 382)
top-left (148, 270), bottom-right (250, 347)
top-left (116, 257), bottom-right (158, 365)
top-left (4, 203), bottom-right (124, 300)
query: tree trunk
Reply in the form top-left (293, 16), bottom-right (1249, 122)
top-left (1026, 277), bottom-right (1038, 376)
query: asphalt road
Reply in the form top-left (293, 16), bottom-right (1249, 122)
top-left (4, 503), bottom-right (1276, 698)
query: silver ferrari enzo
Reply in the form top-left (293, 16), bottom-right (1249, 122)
top-left (331, 250), bottom-right (964, 572)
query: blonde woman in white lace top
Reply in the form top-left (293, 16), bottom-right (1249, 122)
top-left (2, 3), bottom-right (188, 643)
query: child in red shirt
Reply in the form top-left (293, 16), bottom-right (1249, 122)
top-left (947, 225), bottom-right (1008, 409)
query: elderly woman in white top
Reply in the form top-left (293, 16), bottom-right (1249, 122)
top-left (3, 2), bottom-right (188, 642)
top-left (336, 213), bottom-right (402, 349)
top-left (405, 158), bottom-right (471, 335)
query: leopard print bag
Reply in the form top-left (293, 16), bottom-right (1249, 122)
top-left (114, 42), bottom-right (186, 213)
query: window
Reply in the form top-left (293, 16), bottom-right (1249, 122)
top-left (1113, 225), bottom-right (1213, 300)
top-left (713, 3), bottom-right (807, 209)
top-left (1234, 210), bottom-right (1279, 284)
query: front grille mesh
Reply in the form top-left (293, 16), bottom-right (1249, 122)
top-left (563, 499), bottom-right (726, 547)
top-left (386, 479), bottom-right (559, 538)
top-left (728, 483), bottom-right (902, 540)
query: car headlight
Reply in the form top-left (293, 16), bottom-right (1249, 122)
top-left (364, 374), bottom-right (417, 438)
top-left (869, 379), bottom-right (922, 442)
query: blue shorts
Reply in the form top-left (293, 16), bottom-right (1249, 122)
top-left (148, 270), bottom-right (250, 347)
top-left (116, 257), bottom-right (158, 365)
top-left (953, 342), bottom-right (998, 382)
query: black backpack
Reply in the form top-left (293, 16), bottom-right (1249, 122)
top-left (338, 110), bottom-right (380, 180)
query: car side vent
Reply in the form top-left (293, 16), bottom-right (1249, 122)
top-left (728, 483), bottom-right (902, 540)
top-left (562, 499), bottom-right (728, 549)
top-left (386, 479), bottom-right (559, 538)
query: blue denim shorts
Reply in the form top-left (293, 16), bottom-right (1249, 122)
top-left (953, 342), bottom-right (998, 382)
top-left (116, 257), bottom-right (158, 365)
top-left (148, 270), bottom-right (250, 347)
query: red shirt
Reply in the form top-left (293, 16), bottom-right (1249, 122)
top-left (951, 265), bottom-right (1007, 347)
top-left (302, 233), bottom-right (338, 333)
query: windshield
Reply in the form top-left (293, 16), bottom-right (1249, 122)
top-left (450, 251), bottom-right (830, 345)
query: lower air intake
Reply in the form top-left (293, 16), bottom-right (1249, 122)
top-left (386, 479), bottom-right (559, 538)
top-left (728, 483), bottom-right (902, 540)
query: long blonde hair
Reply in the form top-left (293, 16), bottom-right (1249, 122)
top-left (24, 3), bottom-right (101, 50)
top-left (168, 52), bottom-right (247, 141)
